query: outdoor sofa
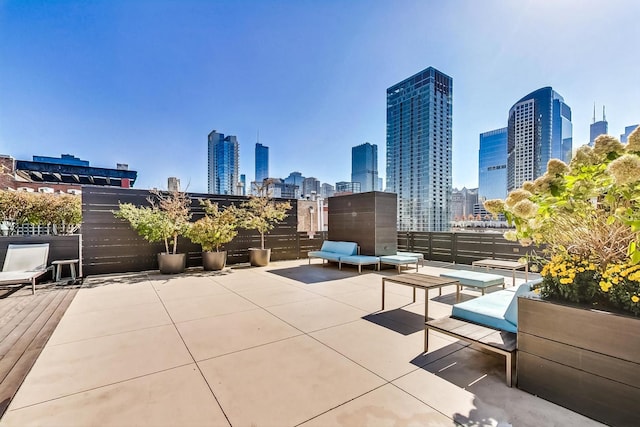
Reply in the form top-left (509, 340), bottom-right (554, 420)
top-left (0, 243), bottom-right (51, 295)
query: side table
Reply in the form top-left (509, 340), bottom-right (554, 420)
top-left (52, 259), bottom-right (79, 282)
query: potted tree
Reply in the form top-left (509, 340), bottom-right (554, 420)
top-left (187, 200), bottom-right (239, 271)
top-left (114, 189), bottom-right (191, 274)
top-left (240, 180), bottom-right (291, 266)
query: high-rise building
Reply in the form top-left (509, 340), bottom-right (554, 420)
top-left (386, 66), bottom-right (453, 232)
top-left (478, 127), bottom-right (508, 201)
top-left (589, 105), bottom-right (608, 146)
top-left (167, 177), bottom-right (180, 192)
top-left (507, 87), bottom-right (572, 192)
top-left (284, 171), bottom-right (304, 198)
top-left (302, 177), bottom-right (320, 198)
top-left (255, 143), bottom-right (269, 184)
top-left (239, 174), bottom-right (246, 196)
top-left (207, 130), bottom-right (239, 195)
top-left (335, 181), bottom-right (361, 194)
top-left (450, 187), bottom-right (478, 221)
top-left (621, 124), bottom-right (639, 143)
top-left (351, 142), bottom-right (378, 193)
top-left (320, 183), bottom-right (335, 198)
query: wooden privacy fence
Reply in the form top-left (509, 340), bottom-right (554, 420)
top-left (397, 231), bottom-right (539, 264)
top-left (81, 186), bottom-right (324, 276)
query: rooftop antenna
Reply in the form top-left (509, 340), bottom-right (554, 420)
top-left (257, 129), bottom-right (260, 143)
top-left (603, 105), bottom-right (606, 122)
top-left (593, 103), bottom-right (596, 123)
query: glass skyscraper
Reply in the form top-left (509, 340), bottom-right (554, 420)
top-left (386, 66), bottom-right (453, 232)
top-left (507, 87), bottom-right (572, 192)
top-left (255, 142), bottom-right (269, 184)
top-left (621, 124), bottom-right (639, 143)
top-left (207, 130), bottom-right (239, 195)
top-left (589, 105), bottom-right (608, 146)
top-left (478, 127), bottom-right (508, 201)
top-left (351, 142), bottom-right (378, 193)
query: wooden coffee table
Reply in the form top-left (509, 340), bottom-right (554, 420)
top-left (472, 259), bottom-right (528, 286)
top-left (381, 273), bottom-right (460, 352)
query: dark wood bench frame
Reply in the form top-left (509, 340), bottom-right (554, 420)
top-left (426, 316), bottom-right (517, 386)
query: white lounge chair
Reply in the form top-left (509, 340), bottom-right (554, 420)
top-left (0, 243), bottom-right (50, 295)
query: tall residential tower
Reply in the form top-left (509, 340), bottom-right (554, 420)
top-left (207, 130), bottom-right (239, 195)
top-left (351, 142), bottom-right (378, 193)
top-left (507, 87), bottom-right (572, 192)
top-left (478, 127), bottom-right (508, 201)
top-left (386, 66), bottom-right (453, 232)
top-left (255, 142), bottom-right (269, 184)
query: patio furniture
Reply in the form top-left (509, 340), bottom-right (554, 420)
top-left (339, 255), bottom-right (380, 273)
top-left (379, 254), bottom-right (420, 273)
top-left (52, 258), bottom-right (79, 282)
top-left (397, 251), bottom-right (425, 266)
top-left (425, 279), bottom-right (542, 386)
top-left (308, 241), bottom-right (358, 265)
top-left (440, 270), bottom-right (505, 295)
top-left (472, 258), bottom-right (528, 286)
top-left (0, 243), bottom-right (51, 295)
top-left (381, 273), bottom-right (460, 352)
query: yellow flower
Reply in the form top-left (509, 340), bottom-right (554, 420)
top-left (632, 296), bottom-right (639, 303)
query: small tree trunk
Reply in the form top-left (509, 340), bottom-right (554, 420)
top-left (260, 232), bottom-right (265, 250)
top-left (164, 238), bottom-right (170, 254)
top-left (172, 232), bottom-right (178, 254)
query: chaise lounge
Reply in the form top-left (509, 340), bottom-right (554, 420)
top-left (426, 278), bottom-right (542, 386)
top-left (0, 243), bottom-right (51, 295)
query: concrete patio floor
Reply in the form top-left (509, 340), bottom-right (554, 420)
top-left (1, 259), bottom-right (603, 426)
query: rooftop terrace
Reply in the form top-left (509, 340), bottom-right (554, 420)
top-left (1, 260), bottom-right (602, 426)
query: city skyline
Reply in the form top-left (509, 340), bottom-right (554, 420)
top-left (1, 1), bottom-right (639, 193)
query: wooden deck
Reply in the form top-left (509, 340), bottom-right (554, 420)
top-left (0, 286), bottom-right (79, 419)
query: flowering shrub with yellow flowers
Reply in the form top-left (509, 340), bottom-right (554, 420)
top-left (484, 126), bottom-right (640, 315)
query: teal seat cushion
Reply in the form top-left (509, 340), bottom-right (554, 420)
top-left (320, 241), bottom-right (358, 256)
top-left (308, 251), bottom-right (342, 262)
top-left (440, 270), bottom-right (504, 287)
top-left (380, 255), bottom-right (417, 265)
top-left (452, 290), bottom-right (517, 333)
top-left (340, 255), bottom-right (380, 265)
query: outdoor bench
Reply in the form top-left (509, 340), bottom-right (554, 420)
top-left (426, 279), bottom-right (542, 386)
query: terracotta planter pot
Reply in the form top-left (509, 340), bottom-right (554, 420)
top-left (248, 248), bottom-right (271, 267)
top-left (202, 251), bottom-right (226, 271)
top-left (157, 253), bottom-right (186, 274)
top-left (517, 295), bottom-right (640, 426)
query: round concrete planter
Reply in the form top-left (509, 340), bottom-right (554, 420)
top-left (248, 248), bottom-right (271, 267)
top-left (157, 253), bottom-right (186, 274)
top-left (202, 251), bottom-right (226, 271)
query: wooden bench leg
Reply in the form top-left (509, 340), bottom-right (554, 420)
top-left (506, 352), bottom-right (513, 387)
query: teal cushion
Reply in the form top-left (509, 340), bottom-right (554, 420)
top-left (504, 278), bottom-right (543, 326)
top-left (321, 241), bottom-right (358, 255)
top-left (452, 290), bottom-right (517, 333)
top-left (340, 255), bottom-right (380, 265)
top-left (440, 270), bottom-right (505, 287)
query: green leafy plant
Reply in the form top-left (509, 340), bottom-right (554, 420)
top-left (114, 189), bottom-right (191, 254)
top-left (187, 200), bottom-right (239, 252)
top-left (484, 126), bottom-right (640, 314)
top-left (240, 180), bottom-right (291, 250)
top-left (0, 190), bottom-right (81, 235)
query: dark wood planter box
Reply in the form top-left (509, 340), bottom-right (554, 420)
top-left (517, 295), bottom-right (640, 427)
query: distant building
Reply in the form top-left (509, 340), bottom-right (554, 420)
top-left (351, 142), bottom-right (378, 193)
top-left (589, 105), bottom-right (608, 146)
top-left (265, 178), bottom-right (298, 199)
top-left (284, 171), bottom-right (304, 198)
top-left (450, 187), bottom-right (478, 221)
top-left (0, 153), bottom-right (137, 193)
top-left (377, 177), bottom-right (383, 191)
top-left (478, 127), bottom-right (508, 201)
top-left (386, 66), bottom-right (453, 232)
top-left (167, 177), bottom-right (180, 192)
top-left (208, 130), bottom-right (239, 195)
top-left (621, 124), bottom-right (639, 143)
top-left (507, 87), bottom-right (572, 192)
top-left (239, 174), bottom-right (246, 196)
top-left (320, 183), bottom-right (335, 198)
top-left (255, 143), bottom-right (269, 184)
top-left (335, 181), bottom-right (361, 195)
top-left (302, 177), bottom-right (320, 199)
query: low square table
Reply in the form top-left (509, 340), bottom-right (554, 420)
top-left (472, 259), bottom-right (528, 286)
top-left (381, 273), bottom-right (460, 352)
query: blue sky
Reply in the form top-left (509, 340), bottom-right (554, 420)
top-left (1, 0), bottom-right (639, 193)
